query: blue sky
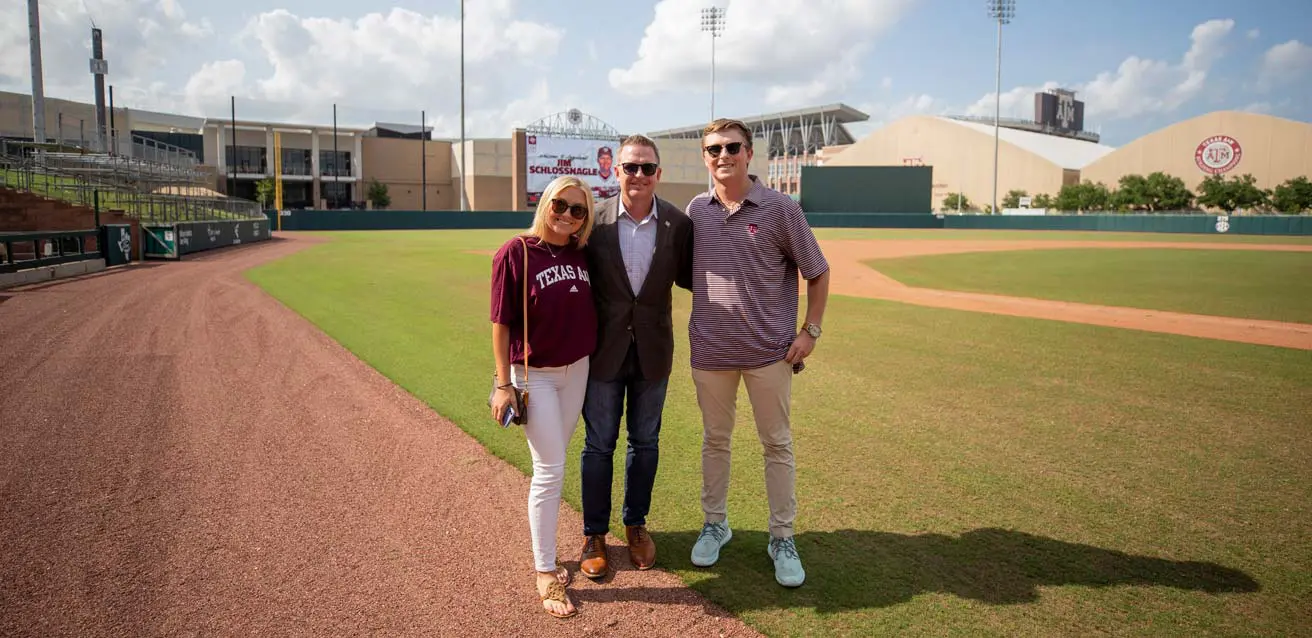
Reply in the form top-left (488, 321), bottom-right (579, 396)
top-left (0, 0), bottom-right (1308, 147)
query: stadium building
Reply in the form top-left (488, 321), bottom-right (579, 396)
top-left (648, 103), bottom-right (867, 197)
top-left (3, 86), bottom-right (1306, 214)
top-left (819, 88), bottom-right (1312, 212)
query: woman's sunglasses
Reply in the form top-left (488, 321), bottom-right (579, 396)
top-left (704, 142), bottom-right (744, 157)
top-left (550, 198), bottom-right (588, 219)
top-left (621, 162), bottom-right (659, 176)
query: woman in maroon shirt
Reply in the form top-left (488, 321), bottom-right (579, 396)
top-left (489, 175), bottom-right (597, 619)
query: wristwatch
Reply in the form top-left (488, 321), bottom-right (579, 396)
top-left (803, 322), bottom-right (822, 339)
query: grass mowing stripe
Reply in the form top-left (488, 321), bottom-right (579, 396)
top-left (246, 230), bottom-right (1312, 638)
top-left (814, 228), bottom-right (1312, 244)
top-left (866, 248), bottom-right (1312, 324)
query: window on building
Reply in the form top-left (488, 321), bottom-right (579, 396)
top-left (319, 150), bottom-right (352, 177)
top-left (322, 182), bottom-right (353, 209)
top-left (224, 145), bottom-right (266, 174)
top-left (280, 148), bottom-right (312, 176)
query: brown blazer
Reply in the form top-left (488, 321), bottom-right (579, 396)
top-left (584, 195), bottom-right (693, 382)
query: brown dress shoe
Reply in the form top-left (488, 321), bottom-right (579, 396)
top-left (580, 534), bottom-right (608, 579)
top-left (626, 525), bottom-right (656, 570)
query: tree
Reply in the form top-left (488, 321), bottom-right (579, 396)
top-left (1113, 172), bottom-right (1193, 212)
top-left (1146, 171), bottom-right (1194, 211)
top-left (1270, 176), bottom-right (1312, 214)
top-left (1197, 173), bottom-right (1269, 213)
top-left (1054, 181), bottom-right (1112, 212)
top-left (367, 178), bottom-right (391, 209)
top-left (1031, 193), bottom-right (1054, 209)
top-left (255, 177), bottom-right (275, 208)
top-left (1114, 174), bottom-right (1150, 211)
top-left (1001, 189), bottom-right (1028, 209)
top-left (941, 192), bottom-right (974, 212)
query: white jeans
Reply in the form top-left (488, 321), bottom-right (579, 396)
top-left (512, 355), bottom-right (589, 572)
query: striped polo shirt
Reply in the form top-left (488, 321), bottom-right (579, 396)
top-left (686, 175), bottom-right (829, 371)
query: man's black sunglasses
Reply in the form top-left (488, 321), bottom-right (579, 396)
top-left (621, 162), bottom-right (659, 176)
top-left (704, 142), bottom-right (744, 157)
top-left (550, 198), bottom-right (587, 219)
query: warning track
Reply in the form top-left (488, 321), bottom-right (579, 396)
top-left (0, 235), bottom-right (760, 638)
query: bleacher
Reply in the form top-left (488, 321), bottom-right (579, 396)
top-left (0, 135), bottom-right (262, 225)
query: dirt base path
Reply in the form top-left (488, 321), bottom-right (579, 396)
top-left (0, 235), bottom-right (760, 638)
top-left (820, 239), bottom-right (1312, 350)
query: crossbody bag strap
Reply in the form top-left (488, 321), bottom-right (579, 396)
top-left (518, 236), bottom-right (530, 385)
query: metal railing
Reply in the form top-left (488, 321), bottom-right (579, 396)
top-left (1, 155), bottom-right (264, 224)
top-left (0, 229), bottom-right (102, 274)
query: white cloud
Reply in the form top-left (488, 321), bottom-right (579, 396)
top-left (0, 0), bottom-right (212, 97)
top-left (846, 93), bottom-right (949, 138)
top-left (204, 5), bottom-right (563, 135)
top-left (964, 18), bottom-right (1236, 122)
top-left (609, 0), bottom-right (918, 106)
top-left (1247, 28), bottom-right (1260, 40)
top-left (1258, 40), bottom-right (1312, 90)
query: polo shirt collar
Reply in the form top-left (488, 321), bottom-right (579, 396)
top-left (709, 174), bottom-right (765, 207)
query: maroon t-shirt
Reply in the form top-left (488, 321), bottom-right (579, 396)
top-left (490, 235), bottom-right (597, 368)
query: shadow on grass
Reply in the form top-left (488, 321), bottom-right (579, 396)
top-left (577, 528), bottom-right (1260, 614)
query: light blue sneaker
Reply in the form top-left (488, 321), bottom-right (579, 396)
top-left (768, 536), bottom-right (805, 587)
top-left (690, 521), bottom-right (732, 567)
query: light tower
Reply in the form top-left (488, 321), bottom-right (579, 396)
top-left (986, 0), bottom-right (1015, 215)
top-left (700, 6), bottom-right (725, 189)
top-left (28, 0), bottom-right (47, 144)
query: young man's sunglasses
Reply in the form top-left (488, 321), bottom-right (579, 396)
top-left (621, 162), bottom-right (659, 176)
top-left (704, 142), bottom-right (745, 157)
top-left (550, 198), bottom-right (588, 219)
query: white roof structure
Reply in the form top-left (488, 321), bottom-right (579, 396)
top-left (941, 117), bottom-right (1116, 169)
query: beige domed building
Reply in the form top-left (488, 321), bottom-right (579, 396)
top-left (1079, 111), bottom-right (1312, 194)
top-left (819, 113), bottom-right (1116, 212)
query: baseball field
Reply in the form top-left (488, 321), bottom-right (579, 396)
top-left (240, 227), bottom-right (1311, 637)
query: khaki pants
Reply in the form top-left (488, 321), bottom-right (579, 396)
top-left (691, 360), bottom-right (796, 538)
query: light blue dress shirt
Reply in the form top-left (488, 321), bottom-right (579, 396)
top-left (617, 196), bottom-right (659, 295)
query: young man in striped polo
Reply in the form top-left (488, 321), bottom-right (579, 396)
top-left (683, 118), bottom-right (831, 588)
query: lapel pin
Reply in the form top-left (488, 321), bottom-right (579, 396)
top-left (664, 220), bottom-right (670, 227)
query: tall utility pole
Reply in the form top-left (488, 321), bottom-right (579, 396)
top-left (458, 0), bottom-right (469, 212)
top-left (986, 0), bottom-right (1015, 215)
top-left (28, 0), bottom-right (47, 143)
top-left (700, 6), bottom-right (725, 190)
top-left (90, 27), bottom-right (109, 152)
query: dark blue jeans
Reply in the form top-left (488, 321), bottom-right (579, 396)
top-left (580, 343), bottom-right (668, 537)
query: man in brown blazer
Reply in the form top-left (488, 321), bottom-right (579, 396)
top-left (578, 134), bottom-right (693, 579)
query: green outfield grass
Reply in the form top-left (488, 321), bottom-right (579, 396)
top-left (246, 229), bottom-right (1312, 638)
top-left (865, 248), bottom-right (1312, 324)
top-left (814, 227), bottom-right (1312, 244)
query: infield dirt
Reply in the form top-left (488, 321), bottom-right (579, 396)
top-left (818, 239), bottom-right (1312, 350)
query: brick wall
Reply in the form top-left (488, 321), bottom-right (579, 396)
top-left (0, 188), bottom-right (142, 260)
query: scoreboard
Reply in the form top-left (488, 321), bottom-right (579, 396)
top-left (1034, 89), bottom-right (1085, 134)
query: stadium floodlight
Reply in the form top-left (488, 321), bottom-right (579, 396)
top-left (986, 0), bottom-right (1015, 215)
top-left (701, 6), bottom-right (725, 188)
top-left (700, 7), bottom-right (726, 123)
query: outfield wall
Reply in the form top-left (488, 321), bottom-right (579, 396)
top-left (265, 210), bottom-right (1312, 235)
top-left (142, 218), bottom-right (272, 259)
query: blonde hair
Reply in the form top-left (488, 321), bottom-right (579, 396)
top-left (528, 175), bottom-right (596, 247)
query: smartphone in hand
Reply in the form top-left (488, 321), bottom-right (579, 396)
top-left (500, 405), bottom-right (517, 428)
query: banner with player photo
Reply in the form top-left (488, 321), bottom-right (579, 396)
top-left (525, 134), bottom-right (621, 206)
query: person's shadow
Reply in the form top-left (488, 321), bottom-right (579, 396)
top-left (571, 528), bottom-right (1259, 614)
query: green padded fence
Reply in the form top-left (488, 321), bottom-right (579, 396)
top-left (261, 209), bottom-right (1310, 236)
top-left (799, 166), bottom-right (933, 213)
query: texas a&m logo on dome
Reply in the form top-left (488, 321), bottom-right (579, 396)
top-left (1195, 135), bottom-right (1242, 175)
